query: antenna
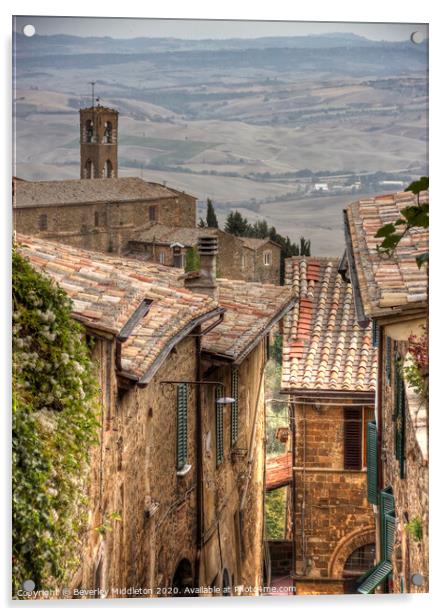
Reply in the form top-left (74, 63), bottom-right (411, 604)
top-left (89, 81), bottom-right (96, 108)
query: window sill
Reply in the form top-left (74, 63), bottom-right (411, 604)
top-left (176, 464), bottom-right (192, 478)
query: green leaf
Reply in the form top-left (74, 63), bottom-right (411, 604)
top-left (375, 223), bottom-right (396, 238)
top-left (405, 176), bottom-right (429, 194)
top-left (416, 252), bottom-right (429, 269)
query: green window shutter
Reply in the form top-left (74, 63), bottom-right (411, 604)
top-left (394, 366), bottom-right (406, 478)
top-left (176, 384), bottom-right (188, 470)
top-left (216, 385), bottom-right (224, 467)
top-left (380, 488), bottom-right (395, 559)
top-left (385, 336), bottom-right (392, 384)
top-left (366, 421), bottom-right (378, 504)
top-left (384, 512), bottom-right (396, 561)
top-left (372, 319), bottom-right (379, 347)
top-left (231, 367), bottom-right (239, 447)
top-left (357, 561), bottom-right (393, 594)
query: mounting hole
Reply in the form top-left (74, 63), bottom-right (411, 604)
top-left (410, 31), bottom-right (424, 44)
top-left (22, 24), bottom-right (36, 37)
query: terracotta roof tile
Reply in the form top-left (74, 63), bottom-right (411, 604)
top-left (281, 257), bottom-right (377, 394)
top-left (345, 190), bottom-right (428, 317)
top-left (265, 453), bottom-right (292, 491)
top-left (16, 235), bottom-right (218, 382)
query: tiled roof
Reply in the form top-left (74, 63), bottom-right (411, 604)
top-left (14, 177), bottom-right (180, 208)
top-left (281, 257), bottom-right (377, 395)
top-left (345, 191), bottom-right (428, 317)
top-left (202, 280), bottom-right (295, 363)
top-left (16, 235), bottom-right (220, 383)
top-left (131, 224), bottom-right (217, 247)
top-left (265, 453), bottom-right (292, 491)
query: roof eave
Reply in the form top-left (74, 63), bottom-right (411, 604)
top-left (343, 208), bottom-right (370, 328)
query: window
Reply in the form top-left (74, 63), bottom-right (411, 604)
top-left (343, 407), bottom-right (362, 470)
top-left (263, 250), bottom-right (272, 266)
top-left (94, 211), bottom-right (100, 227)
top-left (148, 205), bottom-right (157, 222)
top-left (216, 385), bottom-right (224, 466)
top-left (231, 368), bottom-right (239, 447)
top-left (84, 159), bottom-right (94, 179)
top-left (38, 213), bottom-right (48, 231)
top-left (176, 384), bottom-right (188, 471)
top-left (104, 121), bottom-right (113, 144)
top-left (343, 544), bottom-right (376, 578)
top-left (241, 254), bottom-right (246, 269)
top-left (85, 120), bottom-right (94, 143)
top-left (103, 160), bottom-right (113, 178)
top-left (159, 251), bottom-right (166, 265)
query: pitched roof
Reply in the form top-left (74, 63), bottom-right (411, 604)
top-left (265, 453), bottom-right (292, 491)
top-left (202, 280), bottom-right (295, 363)
top-left (13, 177), bottom-right (183, 208)
top-left (130, 224), bottom-right (217, 247)
top-left (16, 235), bottom-right (220, 384)
top-left (281, 257), bottom-right (377, 396)
top-left (344, 191), bottom-right (428, 318)
top-left (240, 237), bottom-right (280, 251)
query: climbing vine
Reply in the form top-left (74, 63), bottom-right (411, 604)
top-left (12, 248), bottom-right (100, 596)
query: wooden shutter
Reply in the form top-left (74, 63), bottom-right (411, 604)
top-left (344, 407), bottom-right (362, 470)
top-left (231, 368), bottom-right (239, 447)
top-left (394, 363), bottom-right (406, 478)
top-left (385, 336), bottom-right (392, 384)
top-left (176, 384), bottom-right (188, 470)
top-left (384, 513), bottom-right (396, 561)
top-left (366, 421), bottom-right (378, 504)
top-left (216, 385), bottom-right (224, 466)
top-left (380, 487), bottom-right (395, 559)
top-left (372, 320), bottom-right (379, 347)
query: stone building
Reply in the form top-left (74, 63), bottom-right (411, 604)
top-left (13, 177), bottom-right (196, 253)
top-left (125, 224), bottom-right (282, 284)
top-left (343, 191), bottom-right (428, 594)
top-left (80, 105), bottom-right (118, 179)
top-left (17, 233), bottom-right (295, 598)
top-left (280, 256), bottom-right (377, 595)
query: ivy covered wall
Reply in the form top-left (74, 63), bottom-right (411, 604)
top-left (12, 248), bottom-right (100, 596)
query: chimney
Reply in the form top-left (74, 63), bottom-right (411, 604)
top-left (184, 235), bottom-right (218, 300)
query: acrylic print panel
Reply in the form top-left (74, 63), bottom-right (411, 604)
top-left (12, 16), bottom-right (428, 600)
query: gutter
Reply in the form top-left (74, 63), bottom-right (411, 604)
top-left (137, 307), bottom-right (225, 386)
top-left (343, 209), bottom-right (370, 328)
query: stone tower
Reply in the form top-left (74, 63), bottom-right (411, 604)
top-left (79, 105), bottom-right (118, 179)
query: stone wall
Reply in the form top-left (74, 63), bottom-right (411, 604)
top-left (380, 327), bottom-right (429, 593)
top-left (13, 193), bottom-right (196, 254)
top-left (69, 331), bottom-right (267, 598)
top-left (292, 402), bottom-right (375, 594)
top-left (253, 244), bottom-right (281, 285)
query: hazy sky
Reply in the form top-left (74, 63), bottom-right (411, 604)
top-left (13, 16), bottom-right (428, 42)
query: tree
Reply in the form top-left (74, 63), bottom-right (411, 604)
top-left (224, 211), bottom-right (249, 236)
top-left (198, 218), bottom-right (206, 228)
top-left (205, 198), bottom-right (219, 228)
top-left (375, 176), bottom-right (428, 268)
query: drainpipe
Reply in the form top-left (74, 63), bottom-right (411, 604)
top-left (289, 400), bottom-right (297, 592)
top-left (194, 332), bottom-right (203, 590)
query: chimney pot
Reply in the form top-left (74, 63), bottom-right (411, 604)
top-left (184, 234), bottom-right (219, 300)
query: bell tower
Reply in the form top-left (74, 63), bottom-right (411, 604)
top-left (80, 90), bottom-right (118, 179)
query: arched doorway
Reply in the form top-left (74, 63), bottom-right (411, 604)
top-left (172, 558), bottom-right (194, 597)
